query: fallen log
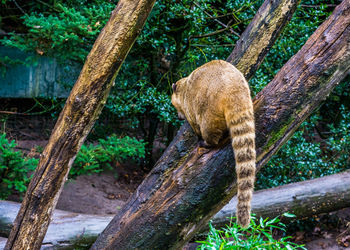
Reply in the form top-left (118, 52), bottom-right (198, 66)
top-left (0, 238), bottom-right (5, 250)
top-left (92, 1), bottom-right (350, 249)
top-left (212, 170), bottom-right (350, 229)
top-left (0, 200), bottom-right (112, 249)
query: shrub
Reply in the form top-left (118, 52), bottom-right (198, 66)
top-left (1, 2), bottom-right (115, 64)
top-left (70, 135), bottom-right (146, 178)
top-left (0, 133), bottom-right (145, 199)
top-left (197, 213), bottom-right (305, 249)
top-left (0, 134), bottom-right (38, 199)
top-left (258, 101), bottom-right (350, 190)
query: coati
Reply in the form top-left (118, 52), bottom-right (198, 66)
top-left (171, 60), bottom-right (256, 228)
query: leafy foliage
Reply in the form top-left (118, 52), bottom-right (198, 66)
top-left (0, 134), bottom-right (145, 199)
top-left (198, 213), bottom-right (305, 249)
top-left (70, 135), bottom-right (146, 178)
top-left (1, 0), bottom-right (349, 183)
top-left (1, 1), bottom-right (115, 63)
top-left (0, 134), bottom-right (38, 199)
top-left (258, 83), bottom-right (350, 189)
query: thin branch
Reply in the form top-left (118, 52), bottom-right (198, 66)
top-left (193, 1), bottom-right (240, 38)
top-left (34, 0), bottom-right (61, 12)
top-left (205, 13), bottom-right (234, 19)
top-left (0, 111), bottom-right (28, 115)
top-left (190, 21), bottom-right (233, 39)
top-left (12, 0), bottom-right (27, 15)
top-left (190, 44), bottom-right (235, 47)
top-left (300, 4), bottom-right (337, 8)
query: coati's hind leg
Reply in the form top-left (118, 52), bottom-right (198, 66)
top-left (199, 126), bottom-right (224, 148)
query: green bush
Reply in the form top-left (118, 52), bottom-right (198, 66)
top-left (0, 134), bottom-right (38, 199)
top-left (0, 133), bottom-right (145, 199)
top-left (1, 2), bottom-right (114, 64)
top-left (70, 135), bottom-right (146, 178)
top-left (1, 0), bottom-right (349, 181)
top-left (258, 102), bottom-right (350, 190)
top-left (198, 213), bottom-right (305, 249)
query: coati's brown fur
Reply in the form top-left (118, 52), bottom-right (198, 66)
top-left (171, 60), bottom-right (256, 228)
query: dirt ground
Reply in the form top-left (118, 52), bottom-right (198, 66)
top-left (56, 169), bottom-right (141, 215)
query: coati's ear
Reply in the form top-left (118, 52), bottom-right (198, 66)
top-left (172, 83), bottom-right (177, 92)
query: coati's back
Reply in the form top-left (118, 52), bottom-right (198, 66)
top-left (171, 60), bottom-right (256, 228)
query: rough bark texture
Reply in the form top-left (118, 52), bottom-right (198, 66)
top-left (91, 1), bottom-right (350, 249)
top-left (212, 171), bottom-right (350, 229)
top-left (2, 171), bottom-right (350, 248)
top-left (4, 1), bottom-right (156, 249)
top-left (226, 0), bottom-right (300, 80)
top-left (0, 201), bottom-right (112, 249)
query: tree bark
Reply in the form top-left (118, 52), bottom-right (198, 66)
top-left (91, 1), bottom-right (350, 249)
top-left (212, 171), bottom-right (350, 230)
top-left (226, 0), bottom-right (300, 80)
top-left (4, 1), bottom-right (156, 249)
top-left (2, 171), bottom-right (350, 248)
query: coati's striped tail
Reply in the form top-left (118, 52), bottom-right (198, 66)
top-left (229, 109), bottom-right (256, 228)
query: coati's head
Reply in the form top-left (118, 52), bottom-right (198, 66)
top-left (171, 78), bottom-right (186, 120)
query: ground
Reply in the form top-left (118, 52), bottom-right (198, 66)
top-left (56, 168), bottom-right (142, 215)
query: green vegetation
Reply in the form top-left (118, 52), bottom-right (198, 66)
top-left (0, 133), bottom-right (145, 199)
top-left (198, 213), bottom-right (305, 249)
top-left (258, 93), bottom-right (350, 189)
top-left (70, 135), bottom-right (146, 178)
top-left (0, 0), bottom-right (349, 208)
top-left (0, 134), bottom-right (38, 199)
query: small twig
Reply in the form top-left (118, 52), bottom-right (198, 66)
top-left (12, 0), bottom-right (27, 15)
top-left (193, 2), bottom-right (240, 38)
top-left (300, 4), bottom-right (337, 8)
top-left (190, 44), bottom-right (235, 47)
top-left (205, 13), bottom-right (234, 19)
top-left (35, 0), bottom-right (61, 12)
top-left (190, 22), bottom-right (232, 39)
top-left (0, 111), bottom-right (28, 115)
top-left (336, 222), bottom-right (350, 242)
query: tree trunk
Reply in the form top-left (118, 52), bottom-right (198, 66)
top-left (212, 171), bottom-right (350, 230)
top-left (91, 1), bottom-right (350, 249)
top-left (4, 1), bottom-right (156, 249)
top-left (226, 0), bottom-right (301, 80)
top-left (90, 0), bottom-right (304, 249)
top-left (2, 171), bottom-right (350, 248)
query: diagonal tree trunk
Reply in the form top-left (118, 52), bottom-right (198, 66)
top-left (4, 1), bottom-right (156, 249)
top-left (226, 0), bottom-right (301, 79)
top-left (91, 1), bottom-right (350, 249)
